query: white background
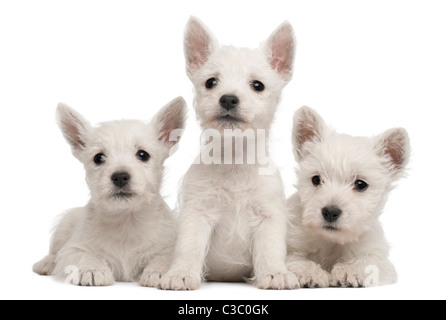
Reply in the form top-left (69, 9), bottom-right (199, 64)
top-left (1, 0), bottom-right (445, 300)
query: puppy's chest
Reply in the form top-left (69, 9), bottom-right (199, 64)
top-left (306, 241), bottom-right (348, 271)
top-left (206, 170), bottom-right (277, 236)
top-left (99, 229), bottom-right (148, 254)
top-left (92, 222), bottom-right (160, 280)
top-left (210, 184), bottom-right (265, 250)
top-left (216, 193), bottom-right (256, 230)
top-left (218, 182), bottom-right (263, 221)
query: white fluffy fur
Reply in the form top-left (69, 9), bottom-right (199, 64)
top-left (287, 106), bottom-right (411, 288)
top-left (33, 97), bottom-right (187, 287)
top-left (160, 17), bottom-right (298, 290)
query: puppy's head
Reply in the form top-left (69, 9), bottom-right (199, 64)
top-left (292, 107), bottom-right (410, 244)
top-left (184, 16), bottom-right (296, 131)
top-left (57, 97), bottom-right (187, 213)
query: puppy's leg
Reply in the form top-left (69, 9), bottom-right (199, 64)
top-left (33, 208), bottom-right (81, 276)
top-left (55, 248), bottom-right (115, 286)
top-left (287, 253), bottom-right (330, 288)
top-left (139, 251), bottom-right (172, 288)
top-left (331, 255), bottom-right (397, 288)
top-left (160, 208), bottom-right (215, 291)
top-left (33, 255), bottom-right (56, 276)
top-left (253, 213), bottom-right (299, 290)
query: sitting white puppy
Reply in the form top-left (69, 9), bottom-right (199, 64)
top-left (287, 106), bottom-right (410, 288)
top-left (33, 97), bottom-right (187, 287)
top-left (160, 17), bottom-right (298, 290)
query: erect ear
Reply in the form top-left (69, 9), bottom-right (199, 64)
top-left (56, 103), bottom-right (92, 160)
top-left (152, 97), bottom-right (188, 157)
top-left (184, 16), bottom-right (219, 78)
top-left (262, 21), bottom-right (296, 82)
top-left (292, 106), bottom-right (326, 161)
top-left (375, 128), bottom-right (411, 178)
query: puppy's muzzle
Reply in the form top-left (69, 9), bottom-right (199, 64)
top-left (110, 171), bottom-right (134, 200)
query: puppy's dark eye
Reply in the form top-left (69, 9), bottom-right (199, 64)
top-left (312, 175), bottom-right (322, 187)
top-left (205, 78), bottom-right (218, 89)
top-left (251, 80), bottom-right (265, 92)
top-left (136, 150), bottom-right (150, 162)
top-left (94, 153), bottom-right (106, 165)
top-left (354, 180), bottom-right (368, 192)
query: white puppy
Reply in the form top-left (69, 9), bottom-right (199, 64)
top-left (287, 107), bottom-right (410, 288)
top-left (160, 17), bottom-right (298, 290)
top-left (33, 97), bottom-right (187, 287)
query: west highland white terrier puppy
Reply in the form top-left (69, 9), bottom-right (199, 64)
top-left (33, 97), bottom-right (187, 286)
top-left (160, 17), bottom-right (298, 290)
top-left (287, 106), bottom-right (410, 288)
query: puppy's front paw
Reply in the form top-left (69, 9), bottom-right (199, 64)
top-left (160, 272), bottom-right (202, 291)
top-left (331, 263), bottom-right (364, 288)
top-left (76, 268), bottom-right (115, 287)
top-left (33, 255), bottom-right (56, 276)
top-left (139, 270), bottom-right (164, 288)
top-left (255, 272), bottom-right (299, 290)
top-left (288, 262), bottom-right (330, 288)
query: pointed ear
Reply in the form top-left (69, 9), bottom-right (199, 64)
top-left (262, 21), bottom-right (296, 82)
top-left (184, 16), bottom-right (219, 78)
top-left (375, 128), bottom-right (411, 178)
top-left (56, 103), bottom-right (92, 159)
top-left (292, 106), bottom-right (326, 161)
top-left (152, 97), bottom-right (188, 157)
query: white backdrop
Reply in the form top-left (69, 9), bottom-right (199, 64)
top-left (1, 0), bottom-right (445, 300)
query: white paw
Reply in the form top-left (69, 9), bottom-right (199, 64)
top-left (160, 272), bottom-right (202, 291)
top-left (331, 263), bottom-right (365, 288)
top-left (139, 271), bottom-right (164, 288)
top-left (288, 261), bottom-right (330, 288)
top-left (33, 256), bottom-right (56, 276)
top-left (76, 268), bottom-right (115, 287)
top-left (255, 271), bottom-right (299, 290)
top-left (297, 270), bottom-right (330, 289)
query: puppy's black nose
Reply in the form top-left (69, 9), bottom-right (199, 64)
top-left (219, 95), bottom-right (239, 111)
top-left (322, 206), bottom-right (342, 223)
top-left (111, 172), bottom-right (131, 188)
